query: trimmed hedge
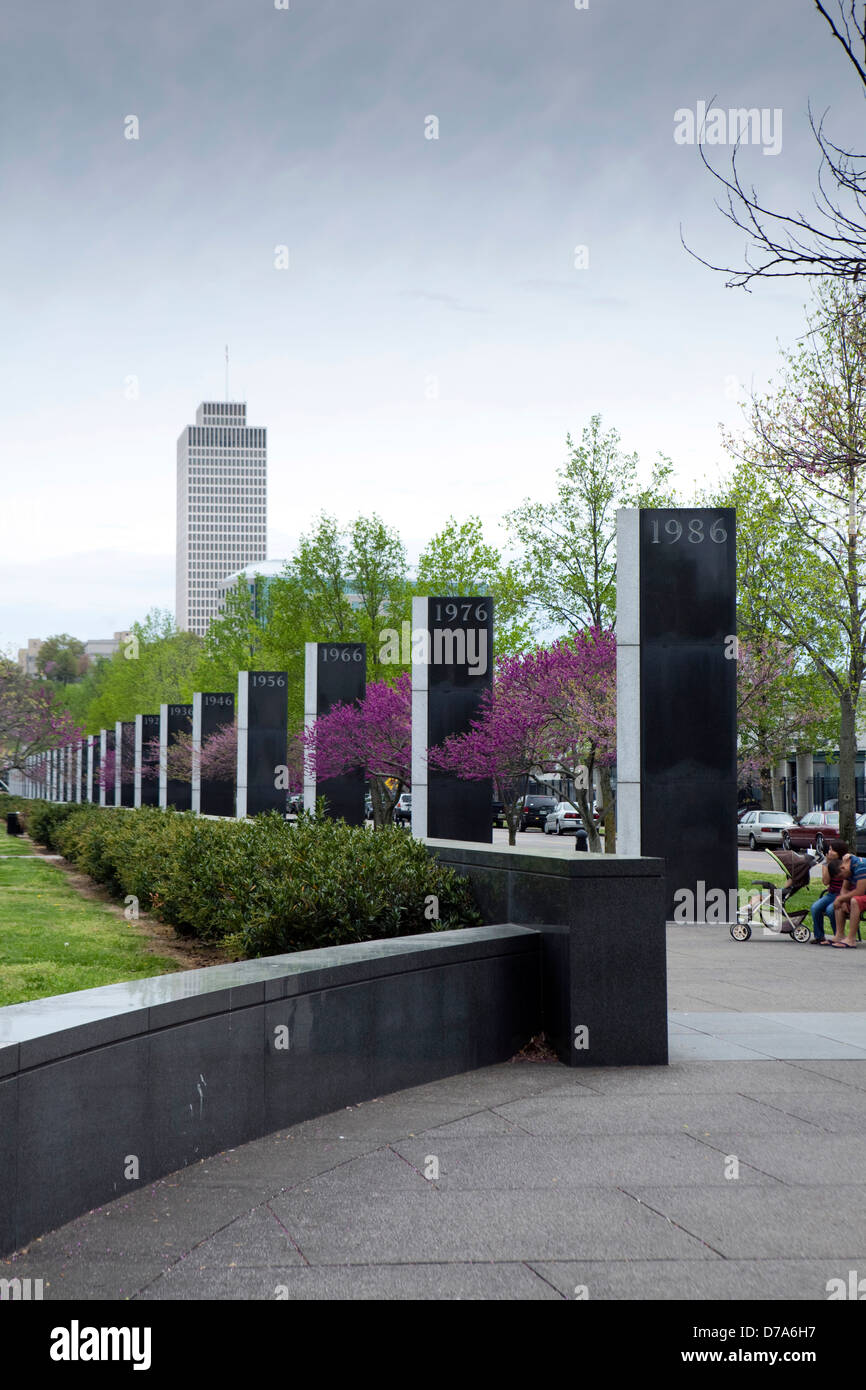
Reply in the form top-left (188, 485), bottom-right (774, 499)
top-left (18, 799), bottom-right (80, 850)
top-left (49, 806), bottom-right (482, 958)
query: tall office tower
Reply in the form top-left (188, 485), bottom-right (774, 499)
top-left (176, 401), bottom-right (267, 635)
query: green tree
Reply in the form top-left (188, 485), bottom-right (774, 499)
top-left (505, 415), bottom-right (677, 634)
top-left (347, 514), bottom-right (409, 659)
top-left (722, 279), bottom-right (866, 845)
top-left (274, 511), bottom-right (409, 677)
top-left (415, 516), bottom-right (534, 657)
top-left (75, 610), bottom-right (202, 731)
top-left (37, 634), bottom-right (86, 685)
top-left (192, 578), bottom-right (269, 695)
top-left (288, 513), bottom-right (357, 639)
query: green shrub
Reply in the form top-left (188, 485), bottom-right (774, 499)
top-left (25, 799), bottom-right (81, 851)
top-left (48, 806), bottom-right (483, 957)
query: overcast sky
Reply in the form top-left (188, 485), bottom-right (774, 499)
top-left (0, 0), bottom-right (857, 652)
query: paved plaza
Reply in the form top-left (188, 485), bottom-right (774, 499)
top-left (5, 925), bottom-right (866, 1301)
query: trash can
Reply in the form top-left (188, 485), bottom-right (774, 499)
top-left (6, 811), bottom-right (23, 836)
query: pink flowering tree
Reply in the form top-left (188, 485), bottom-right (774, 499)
top-left (429, 630), bottom-right (617, 851)
top-left (97, 744), bottom-right (116, 790)
top-left (427, 653), bottom-right (552, 845)
top-left (137, 722), bottom-right (239, 786)
top-left (0, 660), bottom-right (84, 784)
top-left (304, 673), bottom-right (410, 827)
top-left (530, 628), bottom-right (617, 852)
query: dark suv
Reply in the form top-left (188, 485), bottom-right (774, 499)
top-left (518, 795), bottom-right (557, 832)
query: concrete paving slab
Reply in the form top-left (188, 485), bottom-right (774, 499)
top-left (272, 1147), bottom-right (427, 1194)
top-left (489, 1093), bottom-right (827, 1137)
top-left (7, 1182), bottom-right (264, 1263)
top-left (267, 1187), bottom-right (718, 1264)
top-left (406, 1110), bottom-right (531, 1138)
top-left (180, 1206), bottom-right (307, 1266)
top-left (624, 1185), bottom-right (866, 1258)
top-left (671, 1011), bottom-right (807, 1034)
top-left (705, 1034), bottom-right (866, 1061)
top-left (736, 1091), bottom-right (866, 1135)
top-left (389, 1064), bottom-right (571, 1106)
top-left (275, 1099), bottom-right (511, 1144)
top-left (669, 1036), bottom-right (772, 1061)
top-left (784, 1060), bottom-right (866, 1090)
top-left (169, 1136), bottom-right (376, 1190)
top-left (0, 1256), bottom-right (169, 1302)
top-left (135, 1261), bottom-right (565, 1300)
top-left (390, 1134), bottom-right (779, 1189)
top-left (530, 1258), bottom-right (866, 1301)
top-left (536, 1060), bottom-right (861, 1095)
top-left (686, 1133), bottom-right (866, 1185)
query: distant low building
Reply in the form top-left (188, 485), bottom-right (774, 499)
top-left (18, 633), bottom-right (130, 678)
top-left (83, 632), bottom-right (131, 662)
top-left (17, 639), bottom-right (43, 676)
top-left (218, 560), bottom-right (288, 623)
top-left (217, 561), bottom-right (366, 625)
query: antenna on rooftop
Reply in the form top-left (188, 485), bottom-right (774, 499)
top-left (225, 344), bottom-right (229, 402)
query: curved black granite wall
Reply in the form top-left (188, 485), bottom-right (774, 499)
top-left (0, 845), bottom-right (668, 1256)
top-left (0, 926), bottom-right (541, 1257)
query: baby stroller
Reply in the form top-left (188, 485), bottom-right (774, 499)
top-left (730, 847), bottom-right (814, 942)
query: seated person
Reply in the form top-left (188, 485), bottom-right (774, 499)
top-left (832, 852), bottom-right (866, 947)
top-left (810, 840), bottom-right (848, 944)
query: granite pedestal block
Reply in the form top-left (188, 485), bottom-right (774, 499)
top-left (426, 842), bottom-right (668, 1067)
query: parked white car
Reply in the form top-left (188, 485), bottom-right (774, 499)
top-left (543, 803), bottom-right (589, 845)
top-left (736, 810), bottom-right (795, 849)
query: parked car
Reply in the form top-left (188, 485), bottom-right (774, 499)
top-left (517, 795), bottom-right (557, 832)
top-left (394, 792), bottom-right (412, 825)
top-left (492, 799), bottom-right (506, 828)
top-left (736, 810), bottom-right (795, 849)
top-left (543, 802), bottom-right (589, 848)
top-left (781, 811), bottom-right (841, 853)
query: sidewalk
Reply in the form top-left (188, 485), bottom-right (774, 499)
top-left (5, 925), bottom-right (866, 1301)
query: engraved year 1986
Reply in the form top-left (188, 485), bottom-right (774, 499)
top-left (649, 517), bottom-right (727, 545)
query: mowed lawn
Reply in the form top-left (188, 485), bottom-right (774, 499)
top-left (0, 837), bottom-right (181, 1006)
top-left (738, 868), bottom-right (825, 910)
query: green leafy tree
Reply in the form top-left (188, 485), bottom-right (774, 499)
top-left (192, 578), bottom-right (270, 694)
top-left (505, 414), bottom-right (677, 634)
top-left (721, 279), bottom-right (866, 845)
top-left (273, 511), bottom-right (409, 679)
top-left (736, 634), bottom-right (839, 809)
top-left (74, 610), bottom-right (202, 732)
top-left (36, 634), bottom-right (86, 685)
top-left (347, 514), bottom-right (410, 658)
top-left (415, 516), bottom-right (534, 657)
top-left (288, 513), bottom-right (358, 639)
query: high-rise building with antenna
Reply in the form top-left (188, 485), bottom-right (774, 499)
top-left (176, 400), bottom-right (267, 635)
